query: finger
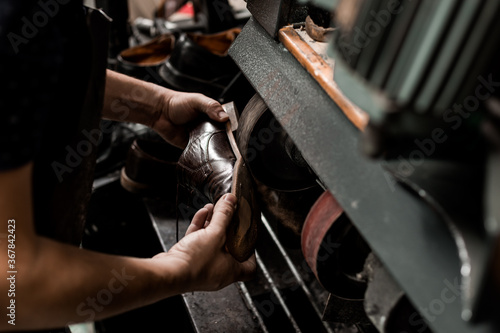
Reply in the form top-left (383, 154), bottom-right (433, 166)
top-left (208, 193), bottom-right (237, 233)
top-left (206, 203), bottom-right (214, 222)
top-left (203, 203), bottom-right (214, 227)
top-left (190, 94), bottom-right (228, 122)
top-left (186, 207), bottom-right (209, 236)
top-left (237, 254), bottom-right (257, 282)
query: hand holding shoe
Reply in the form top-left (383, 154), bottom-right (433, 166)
top-left (153, 194), bottom-right (256, 292)
top-left (103, 70), bottom-right (228, 149)
top-left (152, 91), bottom-right (229, 148)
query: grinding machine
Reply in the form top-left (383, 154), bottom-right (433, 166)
top-left (85, 1), bottom-right (500, 332)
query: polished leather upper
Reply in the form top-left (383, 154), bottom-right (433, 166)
top-left (177, 121), bottom-right (236, 203)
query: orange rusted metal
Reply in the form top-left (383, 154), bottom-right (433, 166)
top-left (279, 26), bottom-right (369, 131)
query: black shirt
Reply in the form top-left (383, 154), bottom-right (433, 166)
top-left (0, 0), bottom-right (90, 169)
top-left (0, 0), bottom-right (106, 245)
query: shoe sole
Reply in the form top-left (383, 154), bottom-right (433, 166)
top-left (120, 167), bottom-right (154, 194)
top-left (225, 115), bottom-right (259, 262)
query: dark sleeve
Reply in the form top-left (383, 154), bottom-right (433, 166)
top-left (0, 0), bottom-right (63, 170)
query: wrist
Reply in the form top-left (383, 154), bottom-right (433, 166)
top-left (148, 83), bottom-right (168, 129)
top-left (146, 255), bottom-right (191, 298)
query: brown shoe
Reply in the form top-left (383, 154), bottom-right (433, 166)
top-left (117, 34), bottom-right (175, 81)
top-left (120, 138), bottom-right (182, 196)
top-left (177, 112), bottom-right (259, 262)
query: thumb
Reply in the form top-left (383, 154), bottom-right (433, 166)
top-left (190, 94), bottom-right (229, 122)
top-left (238, 254), bottom-right (257, 281)
top-left (208, 194), bottom-right (237, 234)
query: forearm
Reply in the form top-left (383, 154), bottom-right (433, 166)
top-left (102, 69), bottom-right (174, 126)
top-left (1, 236), bottom-right (184, 331)
top-left (102, 69), bottom-right (228, 148)
top-left (0, 163), bottom-right (253, 331)
top-left (0, 163), bottom-right (186, 331)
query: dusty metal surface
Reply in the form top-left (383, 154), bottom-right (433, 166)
top-left (322, 293), bottom-right (368, 326)
top-left (229, 18), bottom-right (499, 333)
top-left (246, 0), bottom-right (307, 37)
top-left (183, 285), bottom-right (263, 333)
top-left (246, 0), bottom-right (284, 37)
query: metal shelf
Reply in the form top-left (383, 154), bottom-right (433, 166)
top-left (229, 17), bottom-right (497, 333)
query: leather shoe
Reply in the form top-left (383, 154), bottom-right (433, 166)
top-left (121, 137), bottom-right (182, 195)
top-left (159, 28), bottom-right (241, 99)
top-left (117, 34), bottom-right (175, 82)
top-left (177, 118), bottom-right (259, 262)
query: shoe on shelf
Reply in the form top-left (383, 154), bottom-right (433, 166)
top-left (120, 137), bottom-right (182, 196)
top-left (158, 28), bottom-right (241, 99)
top-left (117, 34), bottom-right (175, 83)
top-left (177, 105), bottom-right (259, 262)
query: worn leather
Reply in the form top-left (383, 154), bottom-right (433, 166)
top-left (188, 27), bottom-right (240, 56)
top-left (119, 34), bottom-right (175, 65)
top-left (122, 139), bottom-right (182, 194)
top-left (177, 121), bottom-right (236, 204)
top-left (117, 34), bottom-right (175, 81)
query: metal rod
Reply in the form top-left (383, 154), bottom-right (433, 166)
top-left (260, 215), bottom-right (335, 333)
top-left (255, 251), bottom-right (302, 333)
top-left (237, 282), bottom-right (271, 333)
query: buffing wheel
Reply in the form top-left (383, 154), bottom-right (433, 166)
top-left (301, 191), bottom-right (371, 299)
top-left (236, 93), bottom-right (317, 192)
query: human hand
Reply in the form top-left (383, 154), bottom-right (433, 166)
top-left (154, 194), bottom-right (256, 292)
top-left (151, 91), bottom-right (229, 148)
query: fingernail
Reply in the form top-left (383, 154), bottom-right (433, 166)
top-left (223, 193), bottom-right (237, 205)
top-left (218, 111), bottom-right (228, 119)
